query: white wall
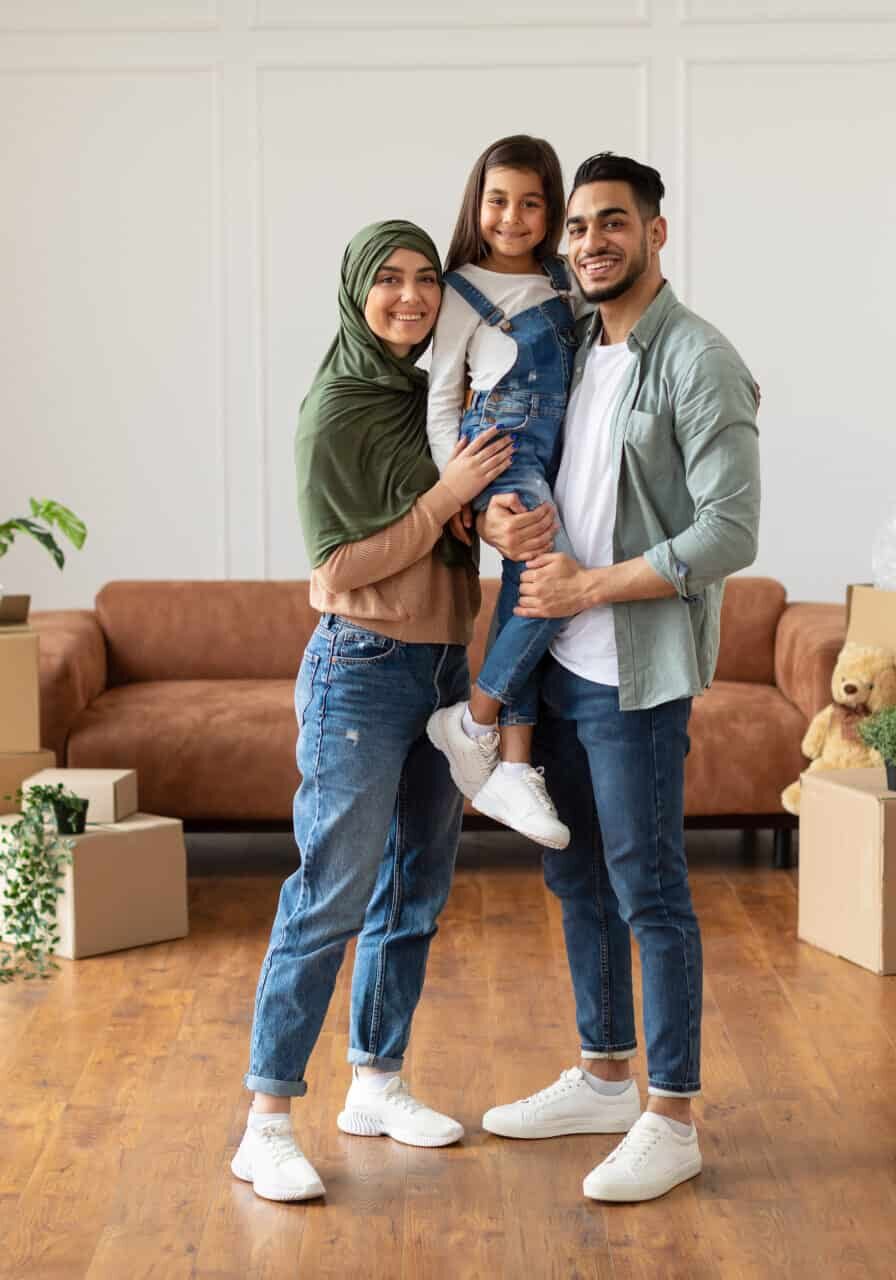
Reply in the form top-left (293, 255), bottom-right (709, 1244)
top-left (1, 0), bottom-right (895, 610)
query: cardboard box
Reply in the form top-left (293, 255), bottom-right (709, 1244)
top-left (798, 768), bottom-right (896, 974)
top-left (22, 767), bottom-right (138, 825)
top-left (0, 811), bottom-right (188, 959)
top-left (846, 584), bottom-right (896, 650)
top-left (0, 629), bottom-right (40, 753)
top-left (0, 749), bottom-right (56, 814)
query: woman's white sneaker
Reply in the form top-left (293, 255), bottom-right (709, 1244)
top-left (582, 1111), bottom-right (702, 1202)
top-left (482, 1067), bottom-right (640, 1139)
top-left (231, 1117), bottom-right (325, 1202)
top-left (472, 765), bottom-right (570, 849)
top-left (337, 1074), bottom-right (464, 1147)
top-left (426, 702), bottom-right (499, 799)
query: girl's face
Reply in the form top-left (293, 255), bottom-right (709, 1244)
top-left (363, 249), bottom-right (441, 357)
top-left (479, 166), bottom-right (548, 267)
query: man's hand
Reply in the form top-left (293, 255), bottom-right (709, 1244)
top-left (515, 553), bottom-right (593, 618)
top-left (448, 503), bottom-right (473, 547)
top-left (476, 492), bottom-right (556, 562)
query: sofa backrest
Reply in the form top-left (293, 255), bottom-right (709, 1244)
top-left (96, 575), bottom-right (785, 686)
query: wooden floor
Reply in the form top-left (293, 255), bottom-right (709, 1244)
top-left (2, 829), bottom-right (895, 1280)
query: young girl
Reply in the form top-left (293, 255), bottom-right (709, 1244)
top-left (426, 135), bottom-right (581, 849)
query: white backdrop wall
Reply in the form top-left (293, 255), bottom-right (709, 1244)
top-left (2, 0), bottom-right (895, 610)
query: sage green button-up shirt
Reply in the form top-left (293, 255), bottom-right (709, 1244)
top-left (568, 282), bottom-right (760, 711)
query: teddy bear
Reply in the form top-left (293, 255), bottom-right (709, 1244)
top-left (781, 640), bottom-right (896, 815)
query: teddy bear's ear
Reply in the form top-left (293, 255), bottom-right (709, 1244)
top-left (871, 662), bottom-right (896, 711)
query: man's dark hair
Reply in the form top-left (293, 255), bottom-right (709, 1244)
top-left (571, 152), bottom-right (665, 219)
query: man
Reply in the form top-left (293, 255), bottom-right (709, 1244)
top-left (477, 152), bottom-right (760, 1202)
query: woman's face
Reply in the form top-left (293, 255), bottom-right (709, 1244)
top-left (363, 249), bottom-right (441, 357)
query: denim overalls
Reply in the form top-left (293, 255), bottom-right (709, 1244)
top-left (446, 256), bottom-right (579, 726)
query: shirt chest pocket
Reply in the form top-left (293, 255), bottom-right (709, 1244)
top-left (626, 409), bottom-right (674, 445)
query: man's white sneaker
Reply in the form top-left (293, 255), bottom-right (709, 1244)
top-left (426, 702), bottom-right (499, 800)
top-left (583, 1111), bottom-right (702, 1202)
top-left (231, 1117), bottom-right (325, 1202)
top-left (472, 765), bottom-right (571, 849)
top-left (337, 1074), bottom-right (464, 1148)
top-left (482, 1067), bottom-right (640, 1139)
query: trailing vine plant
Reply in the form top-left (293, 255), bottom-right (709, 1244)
top-left (0, 795), bottom-right (74, 982)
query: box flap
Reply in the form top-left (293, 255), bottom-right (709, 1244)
top-left (846, 585), bottom-right (896, 650)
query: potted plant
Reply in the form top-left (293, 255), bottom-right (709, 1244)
top-left (20, 782), bottom-right (90, 834)
top-left (0, 498), bottom-right (87, 623)
top-left (858, 706), bottom-right (896, 791)
top-left (0, 793), bottom-right (74, 982)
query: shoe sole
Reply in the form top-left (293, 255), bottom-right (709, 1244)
top-left (425, 715), bottom-right (487, 801)
top-left (230, 1154), bottom-right (325, 1201)
top-left (583, 1155), bottom-right (703, 1202)
top-left (337, 1107), bottom-right (464, 1148)
top-left (482, 1113), bottom-right (639, 1139)
top-left (471, 790), bottom-right (571, 850)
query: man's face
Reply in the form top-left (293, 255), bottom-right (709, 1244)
top-left (566, 180), bottom-right (663, 303)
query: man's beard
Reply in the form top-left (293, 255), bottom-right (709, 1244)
top-left (579, 235), bottom-right (648, 303)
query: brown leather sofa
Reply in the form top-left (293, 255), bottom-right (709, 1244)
top-left (33, 577), bottom-right (846, 866)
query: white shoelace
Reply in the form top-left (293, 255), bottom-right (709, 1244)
top-left (523, 767), bottom-right (559, 815)
top-left (523, 1067), bottom-right (583, 1105)
top-left (258, 1124), bottom-right (304, 1167)
top-left (609, 1121), bottom-right (663, 1169)
top-left (382, 1079), bottom-right (426, 1114)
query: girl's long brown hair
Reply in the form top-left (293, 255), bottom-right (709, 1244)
top-left (444, 135), bottom-right (566, 275)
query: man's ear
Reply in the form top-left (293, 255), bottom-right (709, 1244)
top-left (651, 216), bottom-right (668, 253)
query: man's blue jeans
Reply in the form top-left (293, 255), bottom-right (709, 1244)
top-left (534, 657), bottom-right (702, 1096)
top-left (245, 617), bottom-right (468, 1097)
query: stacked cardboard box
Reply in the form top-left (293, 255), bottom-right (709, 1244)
top-left (0, 624), bottom-right (55, 813)
top-left (8, 766), bottom-right (190, 959)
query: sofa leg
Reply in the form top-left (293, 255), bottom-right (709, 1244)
top-left (773, 828), bottom-right (794, 870)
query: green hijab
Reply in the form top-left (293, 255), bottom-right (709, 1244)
top-left (295, 219), bottom-right (470, 572)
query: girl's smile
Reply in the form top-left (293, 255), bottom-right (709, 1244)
top-left (479, 166), bottom-right (547, 273)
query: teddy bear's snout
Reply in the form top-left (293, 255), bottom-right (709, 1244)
top-left (842, 683), bottom-right (859, 695)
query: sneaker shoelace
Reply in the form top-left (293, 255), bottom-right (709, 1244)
top-left (258, 1124), bottom-right (304, 1168)
top-left (609, 1122), bottom-right (663, 1169)
top-left (523, 767), bottom-right (559, 815)
top-left (523, 1067), bottom-right (583, 1105)
top-left (382, 1079), bottom-right (426, 1114)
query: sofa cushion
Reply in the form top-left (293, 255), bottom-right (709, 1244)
top-left (68, 679), bottom-right (298, 820)
top-left (684, 680), bottom-right (805, 815)
top-left (96, 581), bottom-right (319, 684)
top-left (714, 577), bottom-right (786, 685)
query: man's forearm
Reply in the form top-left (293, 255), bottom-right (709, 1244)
top-left (584, 556), bottom-right (677, 608)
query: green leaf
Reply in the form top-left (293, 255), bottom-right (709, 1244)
top-left (28, 499), bottom-right (87, 550)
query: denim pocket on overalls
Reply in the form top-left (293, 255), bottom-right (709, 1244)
top-left (481, 393), bottom-right (531, 435)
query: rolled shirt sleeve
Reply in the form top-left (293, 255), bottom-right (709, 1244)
top-left (643, 345), bottom-right (760, 600)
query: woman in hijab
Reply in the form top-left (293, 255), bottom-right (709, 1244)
top-left (231, 221), bottom-right (512, 1202)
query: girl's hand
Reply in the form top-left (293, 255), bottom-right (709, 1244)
top-left (448, 503), bottom-right (474, 547)
top-left (441, 428), bottom-right (513, 507)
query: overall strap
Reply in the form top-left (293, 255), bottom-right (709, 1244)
top-left (444, 270), bottom-right (513, 330)
top-left (542, 255), bottom-right (572, 295)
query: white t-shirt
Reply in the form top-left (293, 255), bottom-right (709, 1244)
top-left (427, 263), bottom-right (582, 473)
top-left (549, 339), bottom-right (635, 688)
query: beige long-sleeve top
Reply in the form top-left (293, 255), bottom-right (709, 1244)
top-left (309, 478), bottom-right (481, 645)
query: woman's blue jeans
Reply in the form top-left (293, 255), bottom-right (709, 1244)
top-left (533, 657), bottom-right (702, 1096)
top-left (245, 617), bottom-right (468, 1097)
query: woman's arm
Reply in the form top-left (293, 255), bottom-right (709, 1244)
top-left (426, 287), bottom-right (479, 473)
top-left (314, 481), bottom-right (463, 595)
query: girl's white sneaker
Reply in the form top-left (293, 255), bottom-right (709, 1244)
top-left (426, 702), bottom-right (499, 799)
top-left (337, 1075), bottom-right (464, 1147)
top-left (231, 1117), bottom-right (325, 1202)
top-left (472, 765), bottom-right (570, 849)
top-left (582, 1111), bottom-right (702, 1202)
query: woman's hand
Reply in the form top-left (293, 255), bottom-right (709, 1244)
top-left (441, 429), bottom-right (514, 507)
top-left (476, 492), bottom-right (557, 562)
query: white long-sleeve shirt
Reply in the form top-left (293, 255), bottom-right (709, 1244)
top-left (427, 263), bottom-right (584, 473)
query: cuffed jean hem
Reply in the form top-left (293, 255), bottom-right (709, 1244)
top-left (347, 1049), bottom-right (404, 1071)
top-left (648, 1084), bottom-right (701, 1098)
top-left (244, 1073), bottom-right (308, 1098)
top-left (581, 1047), bottom-right (637, 1060)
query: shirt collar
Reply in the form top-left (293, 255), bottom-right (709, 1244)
top-left (586, 280), bottom-right (678, 353)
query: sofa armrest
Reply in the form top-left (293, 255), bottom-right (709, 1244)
top-left (31, 610), bottom-right (108, 763)
top-left (774, 603), bottom-right (846, 722)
